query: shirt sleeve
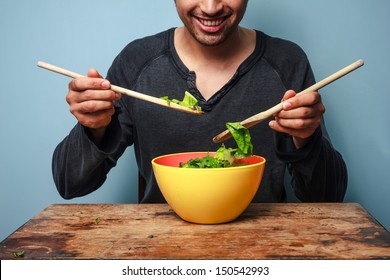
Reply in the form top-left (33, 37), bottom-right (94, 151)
top-left (52, 111), bottom-right (124, 199)
top-left (274, 120), bottom-right (348, 202)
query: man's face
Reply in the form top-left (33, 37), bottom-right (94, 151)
top-left (175, 0), bottom-right (248, 46)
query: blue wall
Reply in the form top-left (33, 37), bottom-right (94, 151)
top-left (1, 0), bottom-right (389, 241)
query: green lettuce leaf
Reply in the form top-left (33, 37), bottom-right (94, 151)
top-left (179, 153), bottom-right (229, 168)
top-left (214, 144), bottom-right (236, 165)
top-left (226, 122), bottom-right (253, 158)
top-left (179, 122), bottom-right (254, 168)
top-left (160, 91), bottom-right (202, 111)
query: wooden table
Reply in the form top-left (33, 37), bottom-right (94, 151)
top-left (1, 203), bottom-right (389, 259)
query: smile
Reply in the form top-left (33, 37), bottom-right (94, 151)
top-left (197, 17), bottom-right (225, 27)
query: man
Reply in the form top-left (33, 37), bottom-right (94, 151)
top-left (53, 0), bottom-right (347, 202)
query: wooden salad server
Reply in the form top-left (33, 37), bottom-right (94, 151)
top-left (213, 59), bottom-right (364, 143)
top-left (37, 61), bottom-right (204, 115)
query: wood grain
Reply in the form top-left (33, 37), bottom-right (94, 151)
top-left (1, 203), bottom-right (389, 259)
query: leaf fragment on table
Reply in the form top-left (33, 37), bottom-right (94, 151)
top-left (13, 251), bottom-right (25, 258)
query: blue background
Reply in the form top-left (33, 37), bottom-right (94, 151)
top-left (1, 0), bottom-right (389, 241)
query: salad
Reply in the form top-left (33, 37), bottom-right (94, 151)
top-left (180, 122), bottom-right (254, 168)
top-left (160, 91), bottom-right (202, 112)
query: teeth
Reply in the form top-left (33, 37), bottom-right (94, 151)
top-left (199, 19), bottom-right (223, 27)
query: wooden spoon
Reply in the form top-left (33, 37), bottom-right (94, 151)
top-left (213, 59), bottom-right (364, 143)
top-left (37, 61), bottom-right (204, 115)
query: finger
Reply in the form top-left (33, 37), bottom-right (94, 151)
top-left (70, 100), bottom-right (114, 115)
top-left (69, 77), bottom-right (111, 91)
top-left (66, 89), bottom-right (118, 105)
top-left (272, 116), bottom-right (321, 131)
top-left (282, 91), bottom-right (322, 111)
top-left (79, 89), bottom-right (118, 102)
top-left (269, 119), bottom-right (317, 139)
top-left (277, 106), bottom-right (320, 120)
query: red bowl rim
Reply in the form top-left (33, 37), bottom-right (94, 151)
top-left (152, 152), bottom-right (266, 168)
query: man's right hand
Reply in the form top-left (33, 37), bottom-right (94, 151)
top-left (66, 69), bottom-right (121, 145)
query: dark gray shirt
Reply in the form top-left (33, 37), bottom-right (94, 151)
top-left (52, 29), bottom-right (347, 203)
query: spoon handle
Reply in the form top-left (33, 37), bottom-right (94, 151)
top-left (37, 61), bottom-right (204, 115)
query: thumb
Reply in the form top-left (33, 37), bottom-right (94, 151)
top-left (87, 68), bottom-right (103, 79)
top-left (281, 89), bottom-right (296, 110)
top-left (282, 89), bottom-right (296, 101)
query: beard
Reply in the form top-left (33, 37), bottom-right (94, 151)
top-left (188, 27), bottom-right (235, 47)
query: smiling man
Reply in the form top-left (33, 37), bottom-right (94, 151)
top-left (175, 0), bottom-right (249, 46)
top-left (53, 0), bottom-right (347, 203)
top-left (174, 0), bottom-right (255, 101)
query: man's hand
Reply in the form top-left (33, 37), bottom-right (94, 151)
top-left (66, 69), bottom-right (121, 145)
top-left (269, 89), bottom-right (325, 149)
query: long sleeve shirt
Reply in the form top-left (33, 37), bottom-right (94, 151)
top-left (52, 29), bottom-right (347, 203)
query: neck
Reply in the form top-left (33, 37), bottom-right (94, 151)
top-left (174, 26), bottom-right (256, 100)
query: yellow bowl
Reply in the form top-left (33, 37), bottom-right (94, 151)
top-left (152, 152), bottom-right (266, 224)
